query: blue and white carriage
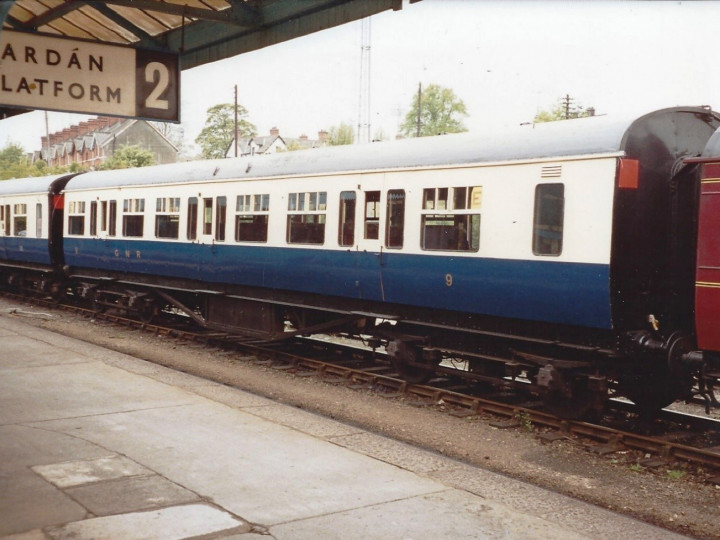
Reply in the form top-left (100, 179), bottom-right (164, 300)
top-left (3, 106), bottom-right (719, 415)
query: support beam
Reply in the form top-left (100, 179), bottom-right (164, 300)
top-left (171, 0), bottom-right (401, 69)
top-left (88, 1), bottom-right (165, 49)
top-left (100, 0), bottom-right (262, 27)
top-left (0, 1), bottom-right (17, 28)
top-left (21, 0), bottom-right (87, 29)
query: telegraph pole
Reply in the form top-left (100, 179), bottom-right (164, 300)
top-left (563, 94), bottom-right (572, 120)
top-left (416, 82), bottom-right (422, 137)
top-left (357, 18), bottom-right (371, 143)
top-left (234, 85), bottom-right (238, 157)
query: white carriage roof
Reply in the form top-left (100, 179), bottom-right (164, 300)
top-left (50, 107), bottom-right (720, 191)
top-left (0, 173), bottom-right (70, 195)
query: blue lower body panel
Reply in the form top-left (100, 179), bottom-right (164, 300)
top-left (63, 239), bottom-right (612, 329)
top-left (0, 238), bottom-right (51, 266)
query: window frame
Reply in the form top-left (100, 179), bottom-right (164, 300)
top-left (364, 190), bottom-right (380, 240)
top-left (122, 198), bottom-right (145, 238)
top-left (67, 200), bottom-right (86, 237)
top-left (155, 197), bottom-right (181, 239)
top-left (235, 193), bottom-right (270, 243)
top-left (12, 203), bottom-right (27, 237)
top-left (35, 203), bottom-right (42, 237)
top-left (338, 191), bottom-right (356, 247)
top-left (187, 197), bottom-right (198, 240)
top-left (286, 191), bottom-right (327, 245)
top-left (385, 189), bottom-right (405, 249)
top-left (420, 186), bottom-right (482, 252)
top-left (108, 200), bottom-right (117, 237)
top-left (215, 196), bottom-right (227, 242)
top-left (532, 183), bottom-right (565, 257)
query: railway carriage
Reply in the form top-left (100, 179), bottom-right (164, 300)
top-left (2, 106), bottom-right (720, 417)
top-left (0, 173), bottom-right (75, 283)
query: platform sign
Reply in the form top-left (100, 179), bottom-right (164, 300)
top-left (0, 30), bottom-right (179, 122)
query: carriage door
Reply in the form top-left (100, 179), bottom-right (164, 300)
top-left (200, 197), bottom-right (214, 243)
top-left (1, 204), bottom-right (9, 236)
top-left (354, 188), bottom-right (405, 302)
top-left (0, 205), bottom-right (8, 259)
top-left (199, 196), bottom-right (227, 278)
top-left (695, 162), bottom-right (720, 351)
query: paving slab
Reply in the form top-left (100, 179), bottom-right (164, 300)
top-left (271, 489), bottom-right (588, 540)
top-left (36, 402), bottom-right (447, 526)
top-left (64, 475), bottom-right (200, 516)
top-left (45, 504), bottom-right (248, 540)
top-left (32, 455), bottom-right (153, 488)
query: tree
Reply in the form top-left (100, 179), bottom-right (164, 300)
top-left (534, 95), bottom-right (594, 123)
top-left (195, 103), bottom-right (256, 159)
top-left (99, 145), bottom-right (155, 170)
top-left (327, 123), bottom-right (355, 146)
top-left (400, 84), bottom-right (468, 138)
top-left (0, 143), bottom-right (32, 180)
top-left (0, 143), bottom-right (91, 179)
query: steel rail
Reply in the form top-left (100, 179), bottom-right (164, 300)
top-left (3, 290), bottom-right (720, 474)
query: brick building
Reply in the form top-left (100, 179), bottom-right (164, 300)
top-left (33, 116), bottom-right (178, 169)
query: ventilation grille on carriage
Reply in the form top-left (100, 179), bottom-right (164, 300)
top-left (541, 165), bottom-right (562, 178)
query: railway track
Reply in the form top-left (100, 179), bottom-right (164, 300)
top-left (4, 291), bottom-right (720, 478)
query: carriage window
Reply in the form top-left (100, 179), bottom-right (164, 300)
top-left (216, 196), bottom-right (227, 242)
top-left (287, 191), bottom-right (327, 245)
top-left (187, 197), bottom-right (198, 240)
top-left (13, 203), bottom-right (27, 236)
top-left (122, 198), bottom-right (145, 237)
top-left (421, 186), bottom-right (481, 252)
top-left (235, 194), bottom-right (269, 242)
top-left (108, 201), bottom-right (117, 237)
top-left (0, 205), bottom-right (6, 235)
top-left (203, 198), bottom-right (213, 235)
top-left (155, 197), bottom-right (180, 239)
top-left (90, 201), bottom-right (97, 236)
top-left (364, 191), bottom-right (380, 239)
top-left (386, 190), bottom-right (405, 249)
top-left (67, 201), bottom-right (85, 236)
top-left (338, 191), bottom-right (356, 247)
top-left (36, 203), bottom-right (42, 237)
top-left (533, 183), bottom-right (564, 256)
top-left (100, 201), bottom-right (107, 233)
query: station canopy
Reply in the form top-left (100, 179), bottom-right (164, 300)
top-left (0, 0), bottom-right (414, 120)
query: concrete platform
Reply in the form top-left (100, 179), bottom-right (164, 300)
top-left (0, 311), bottom-right (688, 540)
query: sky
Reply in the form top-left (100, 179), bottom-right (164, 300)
top-left (3, 0), bottom-right (720, 156)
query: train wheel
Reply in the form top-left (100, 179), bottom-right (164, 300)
top-left (544, 390), bottom-right (597, 420)
top-left (387, 340), bottom-right (439, 384)
top-left (138, 300), bottom-right (159, 324)
top-left (543, 379), bottom-right (605, 420)
top-left (88, 290), bottom-right (107, 314)
top-left (621, 368), bottom-right (681, 418)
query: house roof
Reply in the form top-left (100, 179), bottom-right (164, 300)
top-left (35, 117), bottom-right (177, 162)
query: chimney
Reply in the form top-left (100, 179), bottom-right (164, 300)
top-left (299, 134), bottom-right (308, 141)
top-left (587, 107), bottom-right (596, 117)
top-left (270, 126), bottom-right (279, 136)
top-left (318, 130), bottom-right (328, 143)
